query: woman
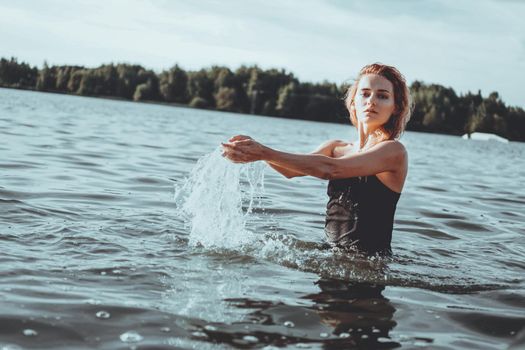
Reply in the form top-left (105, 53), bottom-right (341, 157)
top-left (222, 63), bottom-right (412, 255)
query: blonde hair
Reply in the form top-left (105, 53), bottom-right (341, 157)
top-left (345, 63), bottom-right (412, 140)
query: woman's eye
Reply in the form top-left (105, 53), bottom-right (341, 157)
top-left (379, 95), bottom-right (388, 99)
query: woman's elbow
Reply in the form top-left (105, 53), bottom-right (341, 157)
top-left (318, 161), bottom-right (341, 180)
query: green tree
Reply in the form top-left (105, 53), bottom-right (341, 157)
top-left (159, 65), bottom-right (188, 103)
top-left (0, 57), bottom-right (38, 88)
top-left (187, 69), bottom-right (214, 107)
top-left (36, 61), bottom-right (56, 91)
top-left (214, 87), bottom-right (240, 111)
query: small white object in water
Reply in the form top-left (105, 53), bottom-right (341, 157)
top-left (1, 345), bottom-right (24, 350)
top-left (283, 321), bottom-right (295, 328)
top-left (242, 335), bottom-right (259, 343)
top-left (320, 332), bottom-right (329, 338)
top-left (160, 327), bottom-right (171, 332)
top-left (22, 329), bottom-right (38, 337)
top-left (120, 331), bottom-right (143, 343)
top-left (204, 325), bottom-right (217, 331)
top-left (339, 332), bottom-right (350, 338)
top-left (96, 310), bottom-right (110, 319)
top-left (191, 331), bottom-right (208, 338)
top-left (461, 132), bottom-right (509, 143)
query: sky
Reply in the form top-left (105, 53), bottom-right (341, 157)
top-left (1, 0), bottom-right (524, 107)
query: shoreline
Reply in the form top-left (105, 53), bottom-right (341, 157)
top-left (1, 85), bottom-right (520, 143)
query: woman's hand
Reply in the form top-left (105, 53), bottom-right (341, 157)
top-left (221, 135), bottom-right (269, 163)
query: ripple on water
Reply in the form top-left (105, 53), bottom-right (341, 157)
top-left (400, 227), bottom-right (459, 240)
top-left (444, 220), bottom-right (491, 232)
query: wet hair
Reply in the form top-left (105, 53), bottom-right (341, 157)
top-left (345, 63), bottom-right (412, 140)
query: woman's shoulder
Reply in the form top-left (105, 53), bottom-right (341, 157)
top-left (373, 140), bottom-right (408, 161)
top-left (377, 139), bottom-right (406, 152)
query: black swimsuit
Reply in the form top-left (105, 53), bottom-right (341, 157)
top-left (325, 175), bottom-right (400, 255)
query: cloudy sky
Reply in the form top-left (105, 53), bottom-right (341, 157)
top-left (1, 0), bottom-right (524, 107)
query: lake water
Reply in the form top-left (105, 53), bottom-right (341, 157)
top-left (1, 87), bottom-right (525, 349)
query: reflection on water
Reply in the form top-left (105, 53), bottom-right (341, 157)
top-left (186, 279), bottom-right (399, 349)
top-left (311, 279), bottom-right (398, 348)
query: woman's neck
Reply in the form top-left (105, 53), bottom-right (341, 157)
top-left (357, 124), bottom-right (387, 152)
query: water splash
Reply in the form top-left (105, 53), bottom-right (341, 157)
top-left (174, 148), bottom-right (265, 249)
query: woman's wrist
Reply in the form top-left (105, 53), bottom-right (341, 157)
top-left (260, 145), bottom-right (275, 162)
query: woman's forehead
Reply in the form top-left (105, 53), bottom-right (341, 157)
top-left (358, 74), bottom-right (393, 91)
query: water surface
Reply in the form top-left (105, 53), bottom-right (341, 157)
top-left (1, 87), bottom-right (525, 349)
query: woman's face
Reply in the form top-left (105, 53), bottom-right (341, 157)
top-left (353, 74), bottom-right (396, 130)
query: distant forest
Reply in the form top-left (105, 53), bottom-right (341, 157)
top-left (1, 57), bottom-right (524, 141)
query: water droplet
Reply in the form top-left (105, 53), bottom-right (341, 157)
top-left (357, 328), bottom-right (362, 332)
top-left (320, 332), bottom-right (329, 338)
top-left (372, 328), bottom-right (381, 333)
top-left (23, 329), bottom-right (38, 336)
top-left (434, 315), bottom-right (441, 319)
top-left (243, 335), bottom-right (259, 343)
top-left (96, 311), bottom-right (110, 319)
top-left (85, 299), bottom-right (101, 305)
top-left (191, 331), bottom-right (207, 338)
top-left (100, 271), bottom-right (106, 276)
top-left (283, 321), bottom-right (295, 328)
top-left (361, 334), bottom-right (369, 339)
top-left (339, 332), bottom-right (350, 338)
top-left (204, 325), bottom-right (217, 331)
top-left (120, 331), bottom-right (143, 343)
top-left (160, 327), bottom-right (171, 333)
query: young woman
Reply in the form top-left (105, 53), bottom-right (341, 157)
top-left (222, 63), bottom-right (412, 255)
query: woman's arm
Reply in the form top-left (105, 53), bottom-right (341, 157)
top-left (263, 141), bottom-right (407, 179)
top-left (223, 138), bottom-right (406, 180)
top-left (266, 139), bottom-right (347, 179)
top-left (223, 135), bottom-right (346, 179)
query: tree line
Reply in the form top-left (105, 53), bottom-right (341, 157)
top-left (1, 56), bottom-right (524, 141)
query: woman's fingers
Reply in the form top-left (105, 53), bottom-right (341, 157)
top-left (221, 146), bottom-right (243, 161)
top-left (229, 135), bottom-right (252, 142)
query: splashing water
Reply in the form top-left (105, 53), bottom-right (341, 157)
top-left (174, 148), bottom-right (265, 249)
